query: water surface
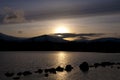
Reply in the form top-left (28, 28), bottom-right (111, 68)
top-left (0, 51), bottom-right (120, 80)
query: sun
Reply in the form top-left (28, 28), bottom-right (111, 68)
top-left (54, 26), bottom-right (70, 33)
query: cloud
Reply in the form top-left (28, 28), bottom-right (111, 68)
top-left (27, 0), bottom-right (120, 21)
top-left (53, 33), bottom-right (120, 41)
top-left (0, 0), bottom-right (120, 23)
top-left (1, 7), bottom-right (27, 24)
top-left (53, 33), bottom-right (104, 38)
top-left (52, 33), bottom-right (104, 41)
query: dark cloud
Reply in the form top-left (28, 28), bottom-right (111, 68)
top-left (52, 33), bottom-right (104, 41)
top-left (18, 31), bottom-right (23, 34)
top-left (27, 0), bottom-right (120, 21)
top-left (1, 7), bottom-right (27, 24)
top-left (0, 0), bottom-right (120, 23)
top-left (53, 33), bottom-right (120, 40)
top-left (53, 33), bottom-right (104, 38)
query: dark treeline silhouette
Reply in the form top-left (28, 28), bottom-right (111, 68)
top-left (0, 40), bottom-right (120, 53)
top-left (0, 33), bottom-right (120, 52)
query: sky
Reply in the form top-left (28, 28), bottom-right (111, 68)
top-left (0, 0), bottom-right (120, 37)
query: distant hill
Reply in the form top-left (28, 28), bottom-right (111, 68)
top-left (28, 35), bottom-right (67, 43)
top-left (0, 33), bottom-right (26, 41)
top-left (91, 38), bottom-right (120, 42)
top-left (0, 33), bottom-right (120, 53)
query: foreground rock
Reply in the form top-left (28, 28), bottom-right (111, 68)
top-left (56, 66), bottom-right (64, 72)
top-left (48, 68), bottom-right (56, 74)
top-left (44, 68), bottom-right (56, 74)
top-left (35, 69), bottom-right (43, 74)
top-left (17, 72), bottom-right (22, 76)
top-left (5, 72), bottom-right (14, 77)
top-left (44, 73), bottom-right (49, 77)
top-left (23, 71), bottom-right (32, 76)
top-left (65, 65), bottom-right (73, 72)
top-left (79, 62), bottom-right (89, 72)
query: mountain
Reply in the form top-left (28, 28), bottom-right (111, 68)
top-left (0, 33), bottom-right (120, 52)
top-left (0, 33), bottom-right (120, 43)
top-left (0, 33), bottom-right (18, 41)
top-left (0, 33), bottom-right (22, 41)
top-left (91, 37), bottom-right (120, 42)
top-left (73, 39), bottom-right (90, 43)
top-left (29, 35), bottom-right (67, 43)
top-left (74, 37), bottom-right (120, 43)
top-left (0, 33), bottom-right (67, 42)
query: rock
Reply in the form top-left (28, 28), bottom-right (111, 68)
top-left (5, 72), bottom-right (14, 77)
top-left (117, 66), bottom-right (120, 69)
top-left (44, 69), bottom-right (49, 73)
top-left (56, 66), bottom-right (64, 72)
top-left (89, 65), bottom-right (94, 68)
top-left (44, 68), bottom-right (56, 74)
top-left (35, 69), bottom-right (43, 74)
top-left (23, 71), bottom-right (32, 76)
top-left (116, 62), bottom-right (120, 65)
top-left (94, 63), bottom-right (100, 68)
top-left (17, 72), bottom-right (22, 76)
top-left (79, 62), bottom-right (89, 72)
top-left (65, 65), bottom-right (73, 72)
top-left (101, 62), bottom-right (113, 67)
top-left (44, 73), bottom-right (49, 77)
top-left (48, 68), bottom-right (56, 74)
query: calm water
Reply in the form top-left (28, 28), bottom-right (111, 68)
top-left (0, 51), bottom-right (120, 80)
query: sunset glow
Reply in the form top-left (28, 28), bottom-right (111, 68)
top-left (0, 0), bottom-right (120, 80)
top-left (54, 25), bottom-right (70, 33)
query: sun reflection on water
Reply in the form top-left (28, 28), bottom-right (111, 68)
top-left (57, 52), bottom-right (68, 66)
top-left (56, 51), bottom-right (68, 80)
